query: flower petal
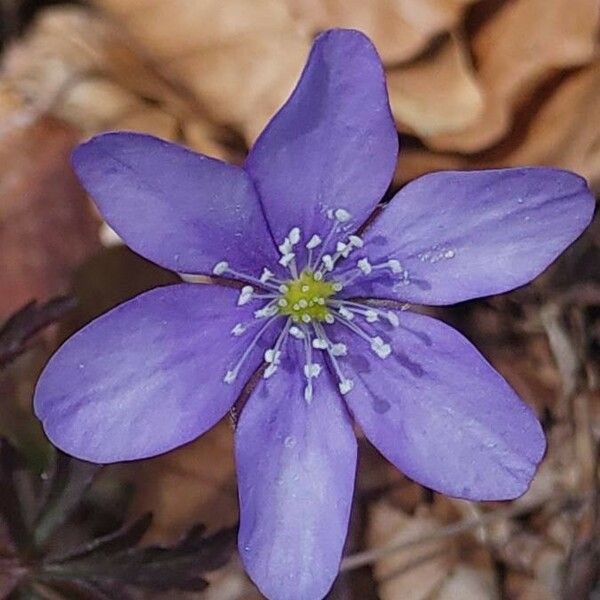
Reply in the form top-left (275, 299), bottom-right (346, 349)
top-left (335, 310), bottom-right (545, 500)
top-left (72, 132), bottom-right (278, 275)
top-left (236, 343), bottom-right (356, 600)
top-left (245, 29), bottom-right (398, 255)
top-left (338, 168), bottom-right (595, 305)
top-left (34, 284), bottom-right (280, 463)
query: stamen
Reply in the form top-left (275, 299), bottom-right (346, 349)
top-left (288, 227), bottom-right (301, 245)
top-left (334, 208), bottom-right (351, 223)
top-left (306, 234), bottom-right (322, 249)
top-left (254, 302), bottom-right (279, 319)
top-left (224, 315), bottom-right (281, 383)
top-left (357, 258), bottom-right (372, 275)
top-left (301, 326), bottom-right (315, 403)
top-left (321, 255), bottom-right (334, 272)
top-left (213, 261), bottom-right (229, 275)
top-left (212, 261), bottom-right (280, 293)
top-left (330, 300), bottom-right (401, 328)
top-left (332, 312), bottom-right (392, 360)
top-left (237, 285), bottom-right (254, 306)
top-left (312, 219), bottom-right (340, 269)
top-left (260, 268), bottom-right (274, 283)
top-left (312, 322), bottom-right (353, 395)
top-left (331, 342), bottom-right (347, 356)
top-left (262, 319), bottom-right (291, 379)
top-left (289, 326), bottom-right (305, 339)
top-left (279, 253), bottom-right (295, 268)
top-left (231, 323), bottom-right (247, 336)
top-left (348, 235), bottom-right (363, 248)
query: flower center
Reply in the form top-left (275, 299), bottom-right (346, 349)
top-left (214, 207), bottom-right (411, 400)
top-left (278, 271), bottom-right (337, 323)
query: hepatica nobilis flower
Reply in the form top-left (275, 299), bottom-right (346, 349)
top-left (34, 29), bottom-right (594, 600)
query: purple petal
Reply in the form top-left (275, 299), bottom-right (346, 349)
top-left (34, 284), bottom-right (280, 463)
top-left (72, 132), bottom-right (278, 275)
top-left (338, 168), bottom-right (595, 305)
top-left (335, 310), bottom-right (545, 500)
top-left (245, 29), bottom-right (398, 257)
top-left (236, 343), bottom-right (356, 600)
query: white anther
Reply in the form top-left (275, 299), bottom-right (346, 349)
top-left (338, 307), bottom-right (354, 320)
top-left (288, 227), bottom-right (301, 245)
top-left (254, 304), bottom-right (278, 318)
top-left (332, 282), bottom-right (343, 292)
top-left (231, 323), bottom-right (247, 336)
top-left (304, 385), bottom-right (313, 403)
top-left (289, 326), bottom-right (305, 339)
top-left (357, 258), bottom-right (372, 275)
top-left (387, 259), bottom-right (403, 273)
top-left (321, 255), bottom-right (334, 272)
top-left (301, 314), bottom-right (311, 323)
top-left (304, 363), bottom-right (322, 379)
top-left (336, 241), bottom-right (348, 253)
top-left (331, 343), bottom-right (347, 357)
top-left (313, 271), bottom-right (323, 281)
top-left (339, 379), bottom-right (354, 395)
top-left (224, 370), bottom-right (236, 384)
top-left (326, 208), bottom-right (335, 219)
top-left (279, 253), bottom-right (295, 267)
top-left (334, 208), bottom-right (351, 223)
top-left (264, 349), bottom-right (281, 364)
top-left (237, 285), bottom-right (254, 306)
top-left (260, 268), bottom-right (274, 283)
top-left (349, 235), bottom-right (364, 248)
top-left (316, 297), bottom-right (325, 305)
top-left (371, 336), bottom-right (392, 359)
top-left (324, 314), bottom-right (334, 324)
top-left (312, 338), bottom-right (328, 350)
top-left (298, 299), bottom-right (308, 309)
top-left (278, 298), bottom-right (288, 307)
top-left (278, 238), bottom-right (293, 255)
top-left (306, 234), bottom-right (322, 249)
top-left (213, 261), bottom-right (229, 275)
top-left (365, 310), bottom-right (379, 323)
top-left (263, 364), bottom-right (278, 379)
top-left (279, 284), bottom-right (289, 293)
top-left (386, 311), bottom-right (400, 327)
top-left (301, 285), bottom-right (310, 292)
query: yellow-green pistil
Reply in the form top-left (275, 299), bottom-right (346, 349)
top-left (278, 271), bottom-right (337, 322)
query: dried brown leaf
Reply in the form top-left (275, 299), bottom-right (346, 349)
top-left (367, 500), bottom-right (456, 600)
top-left (428, 0), bottom-right (599, 152)
top-left (387, 33), bottom-right (484, 136)
top-left (287, 0), bottom-right (478, 64)
top-left (127, 420), bottom-right (237, 543)
top-left (0, 102), bottom-right (100, 317)
top-left (2, 7), bottom-right (243, 158)
top-left (92, 0), bottom-right (309, 144)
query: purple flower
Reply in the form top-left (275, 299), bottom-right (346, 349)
top-left (34, 29), bottom-right (593, 600)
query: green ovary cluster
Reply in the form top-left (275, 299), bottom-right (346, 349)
top-left (278, 271), bottom-right (336, 322)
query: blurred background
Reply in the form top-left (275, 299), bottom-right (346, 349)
top-left (0, 1), bottom-right (599, 598)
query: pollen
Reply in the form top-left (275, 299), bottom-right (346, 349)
top-left (278, 271), bottom-right (337, 322)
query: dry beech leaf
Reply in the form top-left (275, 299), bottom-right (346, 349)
top-left (398, 61), bottom-right (600, 191)
top-left (287, 0), bottom-right (477, 64)
top-left (127, 420), bottom-right (237, 544)
top-left (367, 500), bottom-right (456, 600)
top-left (2, 6), bottom-right (245, 159)
top-left (387, 33), bottom-right (484, 137)
top-left (428, 0), bottom-right (599, 152)
top-left (92, 0), bottom-right (310, 144)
